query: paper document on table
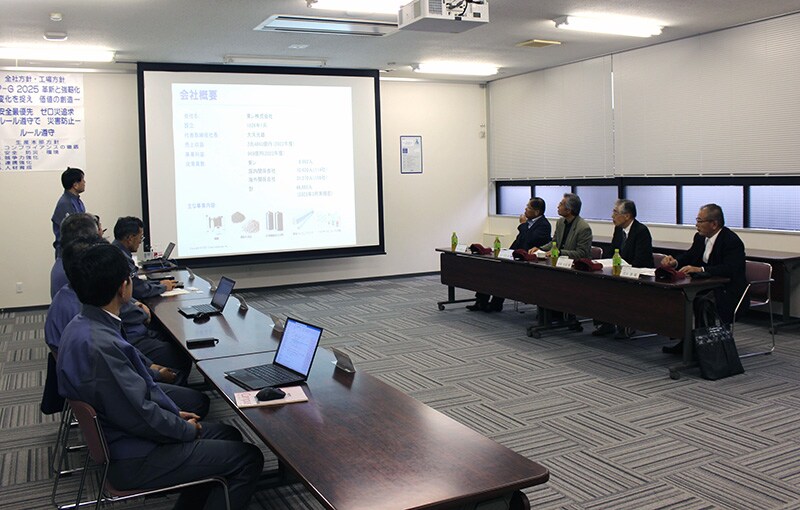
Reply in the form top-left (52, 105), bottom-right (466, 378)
top-left (619, 266), bottom-right (657, 279)
top-left (235, 386), bottom-right (308, 408)
top-left (597, 258), bottom-right (632, 268)
top-left (160, 288), bottom-right (190, 297)
top-left (498, 249), bottom-right (514, 260)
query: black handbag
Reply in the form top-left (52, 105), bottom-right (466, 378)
top-left (693, 297), bottom-right (744, 380)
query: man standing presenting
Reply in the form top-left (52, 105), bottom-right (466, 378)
top-left (51, 167), bottom-right (86, 258)
top-left (661, 203), bottom-right (747, 353)
top-left (468, 197), bottom-right (551, 312)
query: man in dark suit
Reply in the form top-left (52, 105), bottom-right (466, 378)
top-left (661, 203), bottom-right (747, 354)
top-left (592, 199), bottom-right (654, 338)
top-left (467, 197), bottom-right (551, 312)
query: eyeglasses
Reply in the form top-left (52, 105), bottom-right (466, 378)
top-left (695, 218), bottom-right (713, 223)
top-left (611, 209), bottom-right (622, 215)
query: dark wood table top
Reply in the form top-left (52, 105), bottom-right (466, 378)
top-left (150, 299), bottom-right (279, 361)
top-left (438, 250), bottom-right (726, 340)
top-left (198, 350), bottom-right (549, 510)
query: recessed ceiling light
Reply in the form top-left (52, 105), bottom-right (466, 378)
top-left (288, 44), bottom-right (310, 49)
top-left (554, 15), bottom-right (663, 38)
top-left (50, 12), bottom-right (63, 22)
top-left (0, 47), bottom-right (116, 63)
top-left (413, 61), bottom-right (499, 77)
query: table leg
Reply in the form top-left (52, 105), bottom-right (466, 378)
top-left (772, 261), bottom-right (800, 333)
top-left (668, 290), bottom-right (700, 380)
top-left (437, 285), bottom-right (476, 310)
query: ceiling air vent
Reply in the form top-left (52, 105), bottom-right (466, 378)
top-left (516, 39), bottom-right (562, 48)
top-left (255, 15), bottom-right (398, 37)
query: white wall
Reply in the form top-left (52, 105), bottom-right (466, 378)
top-left (0, 76), bottom-right (488, 308)
top-left (1, 73), bottom-right (141, 309)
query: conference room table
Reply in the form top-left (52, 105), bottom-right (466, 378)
top-left (436, 249), bottom-right (727, 379)
top-left (593, 235), bottom-right (800, 332)
top-left (149, 297), bottom-right (280, 360)
top-left (146, 268), bottom-right (550, 509)
top-left (198, 349), bottom-right (549, 510)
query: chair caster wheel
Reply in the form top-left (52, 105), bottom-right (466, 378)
top-left (437, 304), bottom-right (445, 311)
top-left (669, 369), bottom-right (680, 380)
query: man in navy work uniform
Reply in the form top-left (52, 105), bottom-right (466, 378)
top-left (57, 243), bottom-right (263, 509)
top-left (111, 216), bottom-right (176, 300)
top-left (51, 167), bottom-right (86, 258)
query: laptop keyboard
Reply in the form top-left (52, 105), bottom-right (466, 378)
top-left (244, 364), bottom-right (287, 380)
top-left (191, 303), bottom-right (218, 314)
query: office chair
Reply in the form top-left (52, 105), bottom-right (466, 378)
top-left (652, 252), bottom-right (667, 267)
top-left (732, 260), bottom-right (776, 358)
top-left (590, 246), bottom-right (603, 259)
top-left (62, 399), bottom-right (230, 510)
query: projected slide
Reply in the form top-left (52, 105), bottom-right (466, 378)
top-left (172, 83), bottom-right (355, 257)
top-left (138, 63), bottom-right (383, 264)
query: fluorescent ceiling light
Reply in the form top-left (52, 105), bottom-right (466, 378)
top-left (554, 15), bottom-right (663, 38)
top-left (0, 46), bottom-right (115, 62)
top-left (307, 0), bottom-right (403, 15)
top-left (413, 61), bottom-right (499, 77)
top-left (223, 55), bottom-right (326, 67)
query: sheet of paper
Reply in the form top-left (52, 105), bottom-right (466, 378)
top-left (556, 257), bottom-right (573, 268)
top-left (498, 249), bottom-right (514, 260)
top-left (160, 288), bottom-right (191, 297)
top-left (235, 386), bottom-right (308, 408)
top-left (597, 258), bottom-right (632, 268)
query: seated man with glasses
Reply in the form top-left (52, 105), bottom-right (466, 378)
top-left (660, 203), bottom-right (747, 354)
top-left (592, 199), bottom-right (654, 338)
top-left (112, 216), bottom-right (176, 300)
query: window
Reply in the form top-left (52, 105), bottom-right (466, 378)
top-left (626, 185), bottom-right (676, 224)
top-left (534, 185), bottom-right (571, 218)
top-left (575, 186), bottom-right (619, 221)
top-left (497, 185), bottom-right (532, 215)
top-left (750, 186), bottom-right (800, 231)
top-left (681, 186), bottom-right (743, 228)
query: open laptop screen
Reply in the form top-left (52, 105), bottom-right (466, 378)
top-left (275, 318), bottom-right (322, 376)
top-left (211, 277), bottom-right (235, 309)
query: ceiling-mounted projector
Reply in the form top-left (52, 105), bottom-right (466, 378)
top-left (399, 0), bottom-right (489, 33)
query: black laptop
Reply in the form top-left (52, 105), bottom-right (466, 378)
top-left (178, 276), bottom-right (235, 318)
top-left (141, 242), bottom-right (176, 271)
top-left (225, 318), bottom-right (323, 390)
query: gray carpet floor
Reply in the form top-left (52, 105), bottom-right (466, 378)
top-left (2, 274), bottom-right (800, 509)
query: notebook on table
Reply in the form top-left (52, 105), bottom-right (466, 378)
top-left (225, 318), bottom-right (323, 390)
top-left (142, 242), bottom-right (176, 270)
top-left (178, 276), bottom-right (235, 318)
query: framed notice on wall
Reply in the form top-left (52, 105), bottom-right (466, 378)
top-left (400, 135), bottom-right (422, 174)
top-left (0, 72), bottom-right (86, 172)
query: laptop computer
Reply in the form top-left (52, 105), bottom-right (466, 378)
top-left (225, 318), bottom-right (323, 390)
top-left (141, 242), bottom-right (176, 270)
top-left (178, 276), bottom-right (235, 318)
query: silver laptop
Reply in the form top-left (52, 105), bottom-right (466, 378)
top-left (225, 318), bottom-right (323, 390)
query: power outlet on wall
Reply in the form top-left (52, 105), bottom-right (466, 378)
top-left (15, 282), bottom-right (23, 294)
